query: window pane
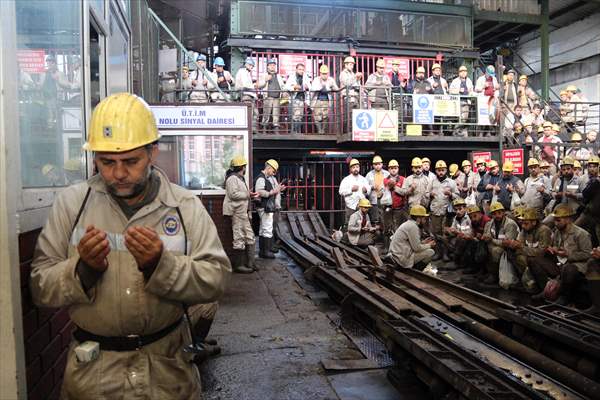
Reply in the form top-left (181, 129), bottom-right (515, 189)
top-left (154, 135), bottom-right (245, 191)
top-left (90, 0), bottom-right (105, 17)
top-left (16, 0), bottom-right (85, 187)
top-left (108, 8), bottom-right (129, 94)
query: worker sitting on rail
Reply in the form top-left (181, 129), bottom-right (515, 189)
top-left (459, 205), bottom-right (491, 274)
top-left (481, 202), bottom-right (519, 285)
top-left (388, 205), bottom-right (436, 270)
top-left (339, 158), bottom-right (371, 225)
top-left (502, 208), bottom-right (553, 292)
top-left (530, 204), bottom-right (592, 305)
top-left (443, 198), bottom-right (471, 269)
top-left (343, 199), bottom-right (378, 248)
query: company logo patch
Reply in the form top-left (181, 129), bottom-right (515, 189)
top-left (163, 215), bottom-right (180, 236)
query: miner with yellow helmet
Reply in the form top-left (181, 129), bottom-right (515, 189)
top-left (344, 199), bottom-right (378, 248)
top-left (502, 208), bottom-right (552, 292)
top-left (255, 159), bottom-right (286, 258)
top-left (365, 59), bottom-right (392, 109)
top-left (574, 155), bottom-right (600, 247)
top-left (310, 64), bottom-right (339, 133)
top-left (521, 158), bottom-right (551, 218)
top-left (384, 159), bottom-right (408, 234)
top-left (412, 65), bottom-right (433, 94)
top-left (399, 157), bottom-right (433, 210)
top-left (481, 202), bottom-right (520, 284)
top-left (30, 93), bottom-right (231, 398)
top-left (476, 159), bottom-right (501, 212)
top-left (443, 197), bottom-right (472, 268)
top-left (224, 156), bottom-right (257, 273)
top-left (390, 58), bottom-right (411, 94)
top-left (339, 158), bottom-right (371, 223)
top-left (388, 205), bottom-right (436, 269)
top-left (548, 156), bottom-right (584, 221)
top-left (427, 63), bottom-right (448, 95)
top-left (339, 55), bottom-right (363, 115)
top-left (366, 155), bottom-right (391, 249)
top-left (429, 160), bottom-right (459, 262)
top-left (530, 204), bottom-right (592, 304)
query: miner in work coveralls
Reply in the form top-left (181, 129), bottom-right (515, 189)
top-left (30, 93), bottom-right (231, 399)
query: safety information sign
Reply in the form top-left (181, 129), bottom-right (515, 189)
top-left (413, 94), bottom-right (434, 124)
top-left (352, 110), bottom-right (376, 141)
top-left (375, 110), bottom-right (398, 141)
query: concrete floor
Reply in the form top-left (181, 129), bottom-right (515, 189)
top-left (199, 252), bottom-right (407, 400)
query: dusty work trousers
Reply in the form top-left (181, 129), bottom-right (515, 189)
top-left (486, 245), bottom-right (505, 275)
top-left (230, 211), bottom-right (255, 250)
top-left (343, 96), bottom-right (358, 132)
top-left (258, 209), bottom-right (274, 238)
top-left (389, 208), bottom-right (408, 234)
top-left (530, 254), bottom-right (586, 299)
top-left (355, 232), bottom-right (376, 248)
top-left (414, 248), bottom-right (435, 268)
top-left (188, 302), bottom-right (219, 339)
top-left (575, 213), bottom-right (600, 246)
top-left (313, 100), bottom-right (329, 133)
top-left (262, 97), bottom-right (280, 126)
top-left (430, 214), bottom-right (449, 238)
top-left (345, 206), bottom-right (357, 225)
top-left (291, 99), bottom-right (305, 133)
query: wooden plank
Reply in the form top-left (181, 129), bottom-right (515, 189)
top-left (391, 272), bottom-right (464, 312)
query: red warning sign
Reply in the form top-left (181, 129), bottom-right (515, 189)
top-left (378, 112), bottom-right (396, 129)
top-left (502, 148), bottom-right (524, 175)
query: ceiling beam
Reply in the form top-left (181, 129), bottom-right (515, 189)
top-left (474, 22), bottom-right (508, 40)
top-left (549, 0), bottom-right (587, 19)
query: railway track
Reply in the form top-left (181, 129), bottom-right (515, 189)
top-left (276, 211), bottom-right (600, 400)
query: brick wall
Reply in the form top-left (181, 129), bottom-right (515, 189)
top-left (19, 194), bottom-right (232, 398)
top-left (20, 229), bottom-right (73, 400)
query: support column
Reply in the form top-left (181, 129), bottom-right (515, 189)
top-left (540, 0), bottom-right (550, 101)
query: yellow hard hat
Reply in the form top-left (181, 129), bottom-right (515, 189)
top-left (488, 160), bottom-right (499, 168)
top-left (513, 206), bottom-right (526, 219)
top-left (344, 56), bottom-right (355, 64)
top-left (458, 65), bottom-right (467, 72)
top-left (561, 156), bottom-right (575, 166)
top-left (411, 157), bottom-right (422, 167)
top-left (392, 59), bottom-right (401, 66)
top-left (349, 158), bottom-right (360, 168)
top-left (523, 121), bottom-right (532, 127)
top-left (574, 160), bottom-right (582, 169)
top-left (449, 164), bottom-right (459, 176)
top-left (416, 66), bottom-right (425, 73)
top-left (520, 208), bottom-right (539, 221)
top-left (461, 160), bottom-right (471, 168)
top-left (467, 205), bottom-right (481, 214)
top-left (490, 202), bottom-right (505, 213)
top-left (376, 59), bottom-right (385, 68)
top-left (571, 132), bottom-right (583, 141)
top-left (42, 164), bottom-right (56, 176)
top-left (453, 197), bottom-right (466, 207)
top-left (421, 157), bottom-right (431, 164)
top-left (566, 85), bottom-right (577, 92)
top-left (266, 159), bottom-right (279, 171)
top-left (502, 161), bottom-right (514, 172)
top-left (388, 159), bottom-right (399, 168)
top-left (540, 160), bottom-right (550, 168)
top-left (588, 156), bottom-right (600, 164)
top-left (552, 124), bottom-right (560, 132)
top-left (538, 126), bottom-right (544, 133)
top-left (85, 93), bottom-right (160, 153)
top-left (230, 155), bottom-right (247, 167)
top-left (372, 155), bottom-right (383, 164)
top-left (64, 159), bottom-right (81, 171)
top-left (431, 63), bottom-right (441, 71)
top-left (559, 90), bottom-right (568, 96)
top-left (435, 160), bottom-right (447, 169)
top-left (527, 158), bottom-right (539, 167)
top-left (358, 198), bottom-right (372, 208)
top-left (519, 75), bottom-right (528, 81)
top-left (475, 158), bottom-right (486, 166)
top-left (552, 204), bottom-right (575, 218)
top-left (542, 121), bottom-right (553, 128)
top-left (409, 205), bottom-right (429, 217)
top-left (319, 65), bottom-right (329, 74)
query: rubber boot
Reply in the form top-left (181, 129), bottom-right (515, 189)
top-left (259, 236), bottom-right (275, 259)
top-left (271, 238), bottom-right (280, 254)
top-left (232, 249), bottom-right (253, 274)
top-left (382, 235), bottom-right (390, 255)
top-left (442, 244), bottom-right (451, 262)
top-left (264, 237), bottom-right (275, 259)
top-left (432, 243), bottom-right (442, 261)
top-left (246, 243), bottom-right (258, 271)
top-left (585, 280), bottom-right (600, 315)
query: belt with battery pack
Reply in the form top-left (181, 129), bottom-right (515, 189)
top-left (73, 317), bottom-right (183, 351)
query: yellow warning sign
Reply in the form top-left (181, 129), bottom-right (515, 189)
top-left (375, 110), bottom-right (398, 141)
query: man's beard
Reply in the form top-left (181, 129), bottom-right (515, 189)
top-left (107, 169), bottom-right (151, 199)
